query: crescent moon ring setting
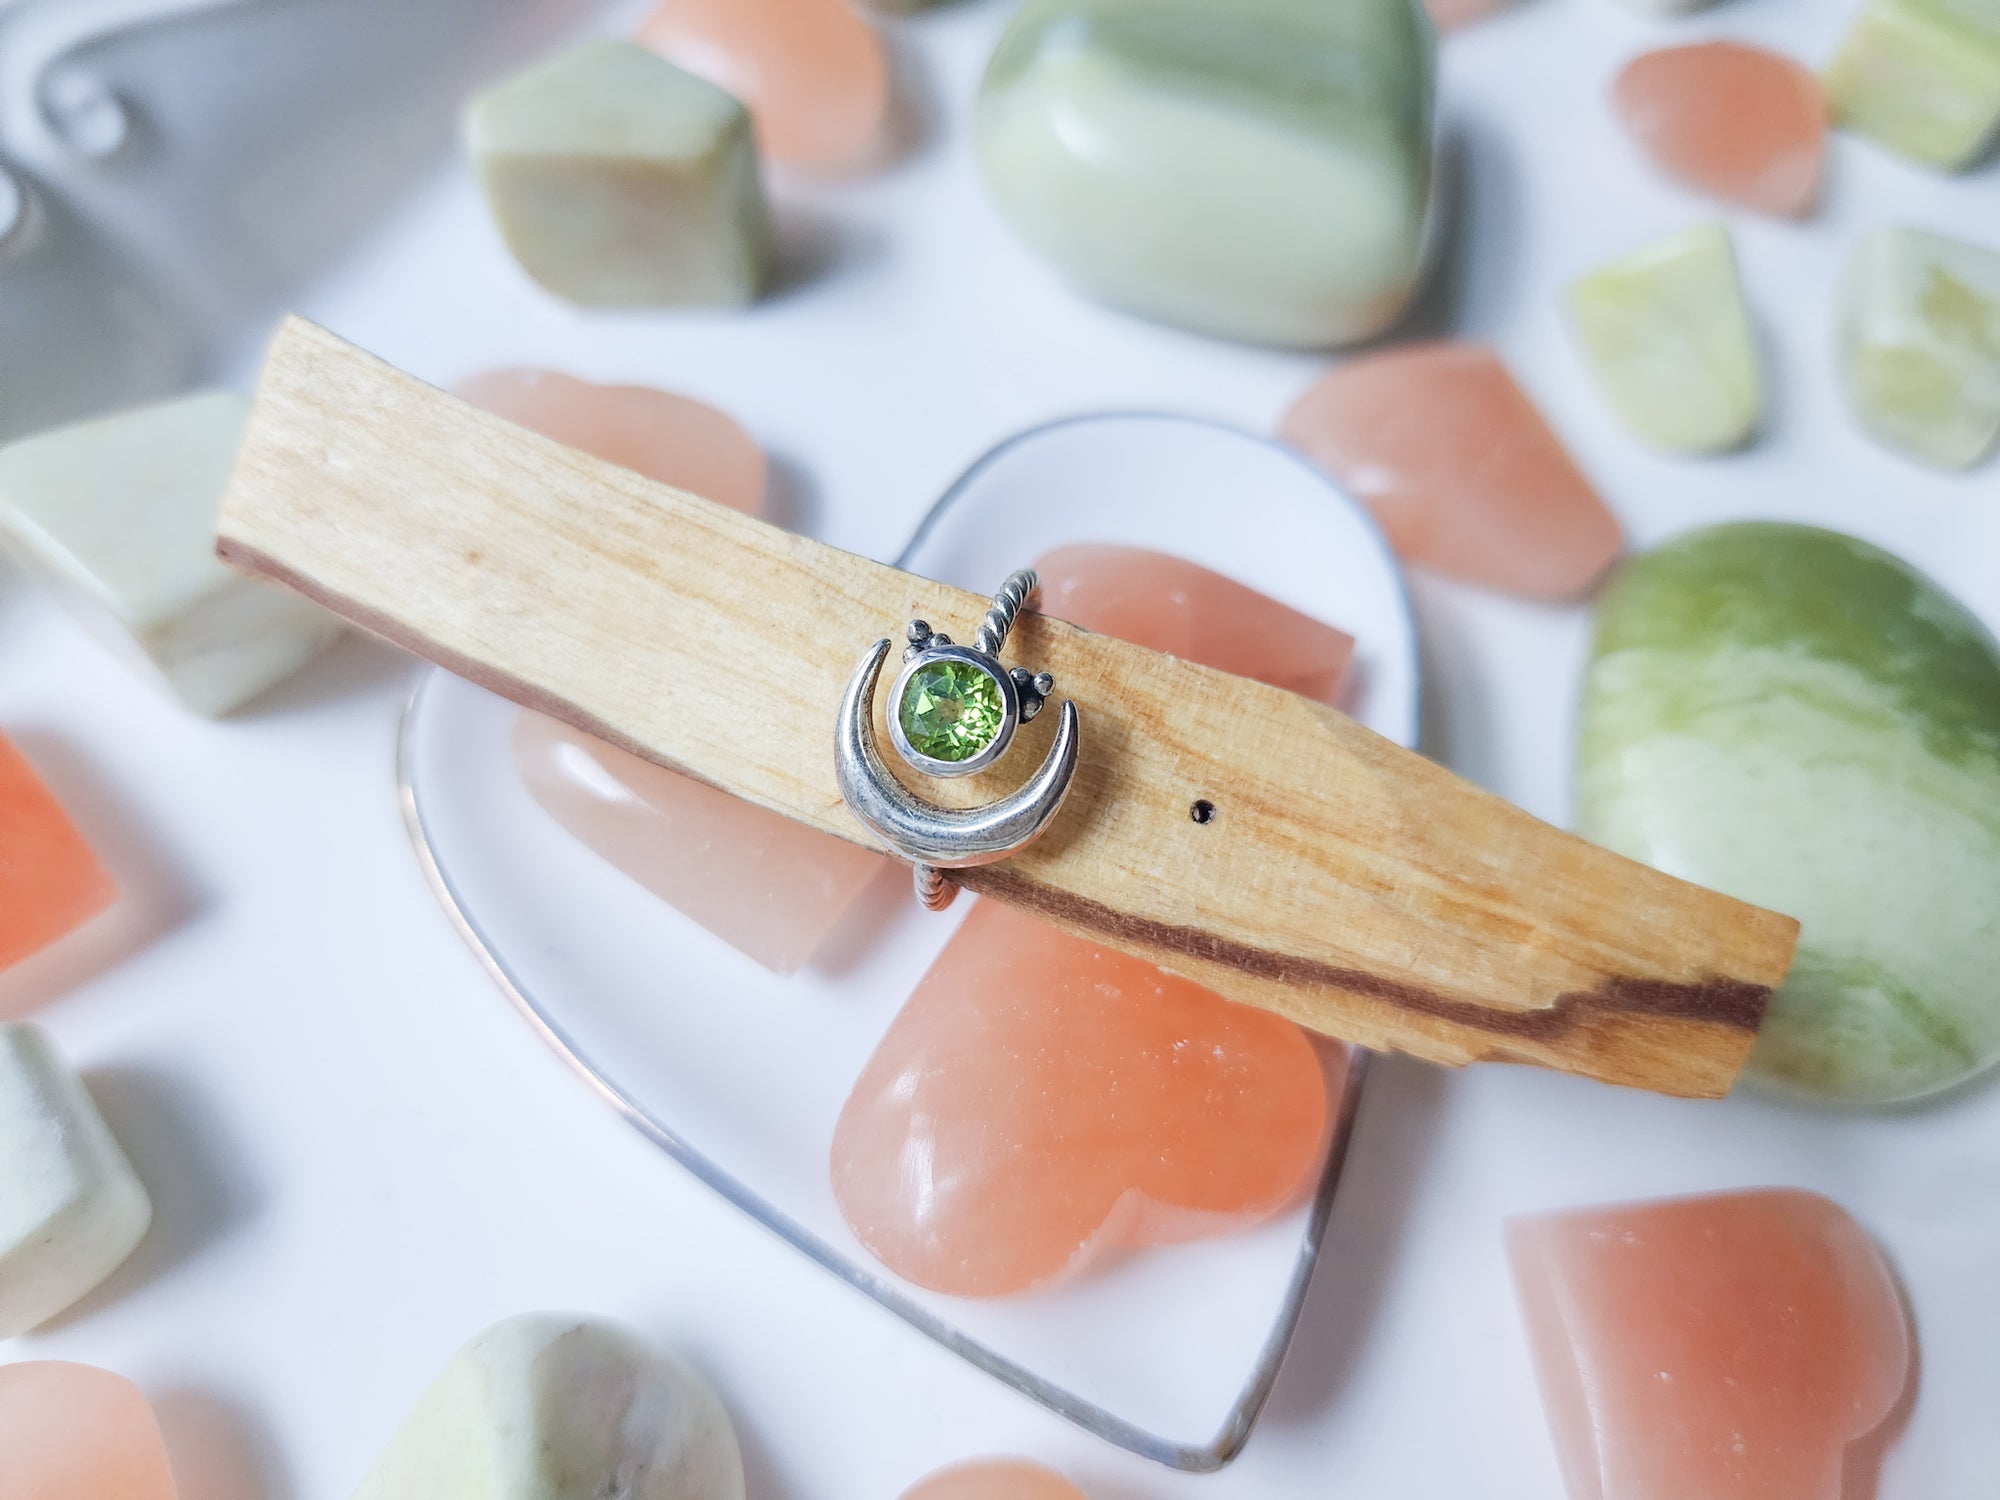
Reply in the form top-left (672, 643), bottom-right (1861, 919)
top-left (834, 568), bottom-right (1080, 911)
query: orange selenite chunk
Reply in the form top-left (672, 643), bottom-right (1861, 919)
top-left (899, 1459), bottom-right (1089, 1500)
top-left (831, 544), bottom-right (1349, 1295)
top-left (471, 369), bottom-right (884, 973)
top-left (0, 734), bottom-right (114, 973)
top-left (833, 900), bottom-right (1332, 1296)
top-left (514, 712), bottom-right (889, 976)
top-left (0, 1362), bottom-right (178, 1500)
top-left (1036, 544), bottom-right (1354, 706)
top-left (1615, 42), bottom-right (1827, 219)
top-left (637, 0), bottom-right (889, 174)
top-left (1509, 1189), bottom-right (1911, 1500)
top-left (454, 368), bottom-right (766, 515)
top-left (1280, 342), bottom-right (1623, 600)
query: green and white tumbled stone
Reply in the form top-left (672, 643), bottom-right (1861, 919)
top-left (464, 41), bottom-right (771, 308)
top-left (1825, 0), bottom-right (2000, 172)
top-left (0, 392), bottom-right (342, 715)
top-left (353, 1313), bottom-right (744, 1500)
top-left (1840, 227), bottom-right (2000, 470)
top-left (1578, 523), bottom-right (2000, 1104)
top-left (976, 0), bottom-right (1436, 348)
top-left (1569, 225), bottom-right (1764, 454)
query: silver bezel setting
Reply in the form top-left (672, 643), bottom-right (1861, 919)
top-left (887, 643), bottom-right (1019, 778)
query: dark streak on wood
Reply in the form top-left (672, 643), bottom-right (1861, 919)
top-left (965, 866), bottom-right (1772, 1040)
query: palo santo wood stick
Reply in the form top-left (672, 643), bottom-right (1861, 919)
top-left (220, 318), bottom-right (1798, 1098)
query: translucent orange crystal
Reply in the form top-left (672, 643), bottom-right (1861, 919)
top-left (637, 0), bottom-right (889, 174)
top-left (899, 1459), bottom-right (1088, 1500)
top-left (514, 712), bottom-right (889, 975)
top-left (831, 544), bottom-right (1348, 1296)
top-left (455, 368), bottom-right (766, 515)
top-left (1615, 42), bottom-right (1827, 219)
top-left (470, 368), bottom-right (882, 972)
top-left (1280, 342), bottom-right (1623, 600)
top-left (0, 733), bottom-right (115, 974)
top-left (1509, 1189), bottom-right (1911, 1500)
top-left (1037, 544), bottom-right (1354, 706)
top-left (0, 1361), bottom-right (178, 1500)
top-left (833, 900), bottom-right (1332, 1296)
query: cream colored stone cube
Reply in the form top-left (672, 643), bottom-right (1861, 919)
top-left (465, 41), bottom-right (771, 307)
top-left (0, 392), bottom-right (342, 715)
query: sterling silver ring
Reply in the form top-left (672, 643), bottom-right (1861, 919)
top-left (835, 568), bottom-right (1080, 911)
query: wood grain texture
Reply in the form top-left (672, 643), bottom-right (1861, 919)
top-left (219, 318), bottom-right (1799, 1097)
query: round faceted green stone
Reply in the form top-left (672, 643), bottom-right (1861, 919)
top-left (900, 659), bottom-right (1006, 762)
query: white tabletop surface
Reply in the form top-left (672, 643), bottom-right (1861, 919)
top-left (3, 0), bottom-right (1997, 1496)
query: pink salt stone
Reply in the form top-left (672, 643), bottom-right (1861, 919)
top-left (0, 1361), bottom-right (178, 1500)
top-left (1615, 42), bottom-right (1827, 219)
top-left (455, 369), bottom-right (766, 515)
top-left (833, 900), bottom-right (1333, 1296)
top-left (899, 1459), bottom-right (1088, 1500)
top-left (1424, 0), bottom-right (1513, 30)
top-left (1036, 544), bottom-right (1354, 706)
top-left (832, 543), bottom-right (1348, 1296)
top-left (514, 711), bottom-right (889, 975)
top-left (0, 731), bottom-right (115, 975)
top-left (1509, 1188), bottom-right (1911, 1500)
top-left (637, 0), bottom-right (889, 174)
top-left (1279, 342), bottom-right (1623, 600)
top-left (471, 368), bottom-right (879, 973)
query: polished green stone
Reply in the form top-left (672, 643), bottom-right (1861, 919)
top-left (975, 0), bottom-right (1435, 348)
top-left (900, 660), bottom-right (1006, 762)
top-left (1569, 225), bottom-right (1763, 454)
top-left (1841, 227), bottom-right (2000, 470)
top-left (1577, 523), bottom-right (2000, 1104)
top-left (1825, 0), bottom-right (2000, 171)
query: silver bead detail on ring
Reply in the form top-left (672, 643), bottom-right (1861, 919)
top-left (835, 569), bottom-right (1080, 911)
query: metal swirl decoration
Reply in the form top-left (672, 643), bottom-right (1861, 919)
top-left (835, 570), bottom-right (1080, 911)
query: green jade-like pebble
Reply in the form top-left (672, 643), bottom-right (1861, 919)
top-left (1569, 225), bottom-right (1764, 454)
top-left (463, 41), bottom-right (771, 308)
top-left (1578, 523), bottom-right (2000, 1104)
top-left (976, 0), bottom-right (1436, 348)
top-left (1825, 0), bottom-right (2000, 172)
top-left (1841, 227), bottom-right (2000, 470)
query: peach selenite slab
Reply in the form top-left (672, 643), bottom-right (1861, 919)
top-left (453, 369), bottom-right (766, 516)
top-left (831, 541), bottom-right (1352, 1295)
top-left (1036, 544), bottom-right (1354, 706)
top-left (899, 1458), bottom-right (1088, 1500)
top-left (466, 367), bottom-right (884, 974)
top-left (1615, 42), bottom-right (1827, 219)
top-left (0, 731), bottom-right (115, 973)
top-left (513, 711), bottom-right (889, 975)
top-left (0, 1361), bottom-right (178, 1500)
top-left (832, 899), bottom-right (1333, 1296)
top-left (1509, 1189), bottom-right (1911, 1500)
top-left (1280, 343), bottom-right (1622, 600)
top-left (637, 0), bottom-right (889, 174)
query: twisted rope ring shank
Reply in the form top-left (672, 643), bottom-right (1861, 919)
top-left (973, 568), bottom-right (1040, 657)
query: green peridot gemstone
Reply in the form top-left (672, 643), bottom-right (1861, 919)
top-left (900, 660), bottom-right (1005, 762)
